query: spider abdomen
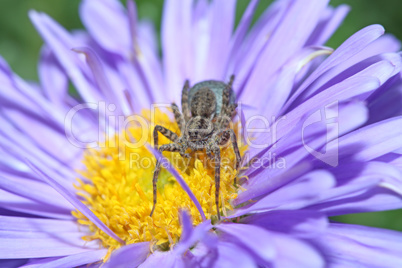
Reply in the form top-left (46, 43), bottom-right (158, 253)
top-left (190, 88), bottom-right (217, 118)
top-left (188, 80), bottom-right (236, 117)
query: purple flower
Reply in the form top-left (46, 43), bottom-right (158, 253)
top-left (1, 0), bottom-right (402, 267)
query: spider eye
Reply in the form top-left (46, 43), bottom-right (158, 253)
top-left (189, 130), bottom-right (198, 136)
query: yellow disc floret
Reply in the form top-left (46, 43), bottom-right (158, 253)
top-left (73, 109), bottom-right (246, 255)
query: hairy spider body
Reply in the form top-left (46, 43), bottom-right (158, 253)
top-left (151, 76), bottom-right (241, 221)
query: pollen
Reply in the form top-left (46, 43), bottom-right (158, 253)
top-left (73, 109), bottom-right (246, 254)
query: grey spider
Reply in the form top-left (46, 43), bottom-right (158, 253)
top-left (150, 75), bottom-right (241, 221)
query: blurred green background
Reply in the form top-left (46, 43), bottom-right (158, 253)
top-left (0, 0), bottom-right (401, 230)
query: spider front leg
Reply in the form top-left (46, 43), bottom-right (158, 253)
top-left (219, 129), bottom-right (241, 186)
top-left (181, 80), bottom-right (191, 122)
top-left (219, 75), bottom-right (235, 117)
top-left (211, 144), bottom-right (222, 221)
top-left (206, 149), bottom-right (214, 159)
top-left (153, 125), bottom-right (179, 149)
top-left (171, 103), bottom-right (185, 133)
top-left (227, 74), bottom-right (235, 88)
top-left (150, 143), bottom-right (181, 217)
top-left (212, 129), bottom-right (241, 185)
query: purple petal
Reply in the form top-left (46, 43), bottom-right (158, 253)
top-left (174, 217), bottom-right (212, 255)
top-left (237, 162), bottom-right (312, 205)
top-left (297, 52), bottom-right (401, 106)
top-left (115, 60), bottom-right (153, 111)
top-left (183, 236), bottom-right (219, 267)
top-left (326, 116), bottom-right (402, 162)
top-left (0, 172), bottom-right (74, 211)
top-left (162, 0), bottom-right (194, 102)
top-left (80, 0), bottom-right (130, 54)
top-left (29, 10), bottom-right (102, 103)
top-left (211, 241), bottom-right (256, 267)
top-left (330, 161), bottom-right (402, 195)
top-left (238, 105), bottom-right (248, 146)
top-left (38, 46), bottom-right (69, 105)
top-left (0, 216), bottom-right (79, 232)
top-left (244, 107), bottom-right (326, 176)
top-left (270, 232), bottom-right (324, 267)
top-left (202, 0), bottom-right (236, 80)
top-left (312, 223), bottom-right (402, 267)
top-left (216, 223), bottom-right (276, 263)
top-left (376, 152), bottom-right (402, 170)
top-left (0, 146), bottom-right (75, 194)
top-left (125, 0), bottom-right (166, 104)
top-left (0, 117), bottom-right (79, 188)
top-left (276, 75), bottom-right (381, 142)
top-left (1, 108), bottom-right (84, 168)
top-left (304, 161), bottom-right (402, 214)
top-left (367, 79), bottom-right (402, 124)
top-left (243, 210), bottom-right (328, 238)
top-left (242, 102), bottom-right (346, 190)
top-left (0, 189), bottom-right (73, 220)
top-left (191, 0), bottom-right (209, 81)
top-left (232, 170), bottom-right (335, 217)
top-left (329, 223), bottom-right (402, 251)
top-left (26, 161), bottom-right (125, 245)
top-left (137, 20), bottom-right (157, 54)
top-left (224, 0), bottom-right (259, 75)
top-left (72, 47), bottom-right (130, 115)
top-left (336, 100), bottom-right (369, 136)
top-left (0, 259), bottom-right (28, 267)
top-left (234, 0), bottom-right (288, 95)
top-left (178, 210), bottom-right (193, 245)
top-left (80, 0), bottom-right (163, 109)
top-left (26, 249), bottom-right (107, 268)
top-left (0, 57), bottom-right (67, 127)
top-left (0, 231), bottom-right (98, 259)
top-left (248, 75), bottom-right (380, 163)
top-left (21, 258), bottom-right (58, 268)
top-left (282, 24), bottom-right (385, 112)
top-left (241, 0), bottom-right (329, 104)
top-left (104, 242), bottom-right (149, 268)
top-left (312, 187), bottom-right (402, 216)
top-left (127, 0), bottom-right (137, 49)
top-left (258, 46), bottom-right (333, 119)
top-left (305, 4), bottom-right (350, 46)
top-left (138, 251), bottom-right (178, 268)
top-left (131, 38), bottom-right (165, 104)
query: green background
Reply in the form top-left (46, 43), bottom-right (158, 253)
top-left (0, 0), bottom-right (401, 231)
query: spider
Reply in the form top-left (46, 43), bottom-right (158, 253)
top-left (150, 75), bottom-right (241, 221)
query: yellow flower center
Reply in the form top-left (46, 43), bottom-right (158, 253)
top-left (72, 109), bottom-right (246, 255)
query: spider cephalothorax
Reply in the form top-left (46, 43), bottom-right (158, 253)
top-left (150, 76), bottom-right (241, 220)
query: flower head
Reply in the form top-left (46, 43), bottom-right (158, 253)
top-left (1, 0), bottom-right (402, 267)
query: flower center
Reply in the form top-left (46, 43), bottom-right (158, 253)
top-left (72, 109), bottom-right (245, 254)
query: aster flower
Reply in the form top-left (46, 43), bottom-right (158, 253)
top-left (1, 0), bottom-right (402, 267)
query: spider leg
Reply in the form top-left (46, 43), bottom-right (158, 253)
top-left (219, 74), bottom-right (235, 117)
top-left (219, 129), bottom-right (241, 186)
top-left (216, 82), bottom-right (237, 131)
top-left (171, 103), bottom-right (185, 133)
top-left (227, 74), bottom-right (235, 88)
top-left (211, 144), bottom-right (221, 221)
top-left (181, 80), bottom-right (191, 122)
top-left (221, 83), bottom-right (230, 116)
top-left (154, 124), bottom-right (189, 159)
top-left (153, 125), bottom-right (179, 150)
top-left (150, 143), bottom-right (181, 217)
top-left (214, 115), bottom-right (232, 131)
